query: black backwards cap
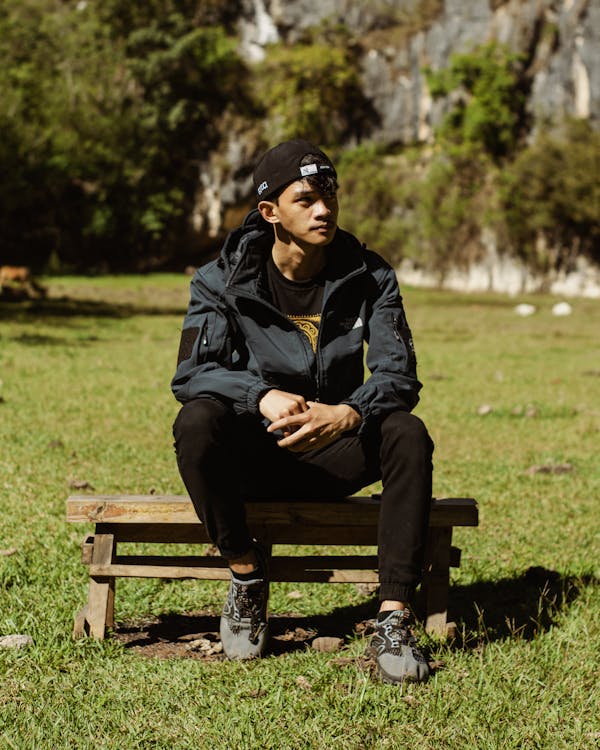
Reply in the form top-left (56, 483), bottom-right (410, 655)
top-left (252, 139), bottom-right (337, 201)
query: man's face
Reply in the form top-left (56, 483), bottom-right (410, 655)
top-left (264, 179), bottom-right (339, 247)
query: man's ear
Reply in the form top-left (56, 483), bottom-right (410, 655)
top-left (258, 200), bottom-right (280, 224)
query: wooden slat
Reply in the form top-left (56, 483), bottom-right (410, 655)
top-left (96, 523), bottom-right (212, 544)
top-left (98, 522), bottom-right (378, 545)
top-left (89, 554), bottom-right (380, 583)
top-left (67, 495), bottom-right (478, 527)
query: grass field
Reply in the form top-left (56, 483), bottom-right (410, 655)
top-left (1, 275), bottom-right (599, 749)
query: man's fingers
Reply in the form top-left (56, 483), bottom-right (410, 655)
top-left (267, 412), bottom-right (310, 433)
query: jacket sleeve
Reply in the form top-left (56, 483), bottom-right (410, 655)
top-left (171, 271), bottom-right (272, 415)
top-left (342, 257), bottom-right (422, 430)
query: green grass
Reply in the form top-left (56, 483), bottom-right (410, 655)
top-left (1, 277), bottom-right (599, 749)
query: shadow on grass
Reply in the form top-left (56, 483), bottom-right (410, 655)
top-left (114, 598), bottom-right (378, 659)
top-left (448, 566), bottom-right (597, 645)
top-left (113, 567), bottom-right (596, 659)
top-left (0, 295), bottom-right (185, 323)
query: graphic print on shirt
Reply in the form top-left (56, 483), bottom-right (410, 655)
top-left (288, 314), bottom-right (321, 352)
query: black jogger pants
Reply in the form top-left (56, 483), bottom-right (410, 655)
top-left (173, 398), bottom-right (434, 603)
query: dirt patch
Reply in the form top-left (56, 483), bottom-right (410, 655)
top-left (113, 608), bottom-right (377, 661)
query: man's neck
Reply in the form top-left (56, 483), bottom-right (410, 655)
top-left (271, 237), bottom-right (327, 282)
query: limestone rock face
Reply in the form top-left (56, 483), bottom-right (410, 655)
top-left (237, 0), bottom-right (598, 142)
top-left (191, 0), bottom-right (598, 285)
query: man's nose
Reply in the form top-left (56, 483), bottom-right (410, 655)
top-left (314, 199), bottom-right (332, 217)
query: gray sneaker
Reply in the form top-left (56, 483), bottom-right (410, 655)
top-left (219, 546), bottom-right (269, 660)
top-left (369, 609), bottom-right (429, 684)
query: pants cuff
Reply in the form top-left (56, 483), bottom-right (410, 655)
top-left (378, 583), bottom-right (417, 604)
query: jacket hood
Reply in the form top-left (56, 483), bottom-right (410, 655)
top-left (218, 209), bottom-right (270, 275)
top-left (220, 208), bottom-right (367, 294)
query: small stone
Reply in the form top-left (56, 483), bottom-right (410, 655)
top-left (287, 590), bottom-right (303, 599)
top-left (514, 303), bottom-right (536, 317)
top-left (296, 676), bottom-right (312, 690)
top-left (0, 548), bottom-right (17, 557)
top-left (524, 405), bottom-right (538, 418)
top-left (477, 404), bottom-right (493, 415)
top-left (525, 463), bottom-right (574, 476)
top-left (354, 582), bottom-right (379, 596)
top-left (552, 302), bottom-right (572, 316)
top-left (186, 637), bottom-right (222, 654)
top-left (187, 638), bottom-right (212, 651)
top-left (312, 636), bottom-right (344, 653)
top-left (68, 478), bottom-right (94, 490)
top-left (0, 634), bottom-right (34, 649)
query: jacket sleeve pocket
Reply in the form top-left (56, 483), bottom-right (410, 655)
top-left (176, 312), bottom-right (218, 367)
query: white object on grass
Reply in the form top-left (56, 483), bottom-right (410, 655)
top-left (552, 302), bottom-right (573, 316)
top-left (514, 303), bottom-right (536, 317)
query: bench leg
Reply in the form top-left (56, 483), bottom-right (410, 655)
top-left (420, 526), bottom-right (453, 637)
top-left (77, 533), bottom-right (116, 640)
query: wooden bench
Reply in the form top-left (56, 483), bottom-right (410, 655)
top-left (66, 494), bottom-right (478, 640)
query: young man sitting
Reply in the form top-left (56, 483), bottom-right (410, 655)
top-left (172, 139), bottom-right (434, 684)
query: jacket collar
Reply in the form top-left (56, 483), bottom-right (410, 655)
top-left (222, 209), bottom-right (367, 297)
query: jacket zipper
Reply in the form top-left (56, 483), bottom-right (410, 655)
top-left (226, 287), bottom-right (316, 397)
top-left (228, 262), bottom-right (366, 403)
top-left (314, 264), bottom-right (366, 403)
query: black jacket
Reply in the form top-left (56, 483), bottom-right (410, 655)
top-left (172, 210), bottom-right (421, 432)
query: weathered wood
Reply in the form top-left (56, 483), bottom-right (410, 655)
top-left (85, 534), bottom-right (116, 639)
top-left (67, 495), bottom-right (478, 527)
top-left (88, 554), bottom-right (380, 583)
top-left (73, 605), bottom-right (88, 638)
top-left (420, 526), bottom-right (453, 636)
top-left (81, 534), bottom-right (94, 565)
top-left (94, 522), bottom-right (377, 546)
top-left (68, 493), bottom-right (478, 640)
top-left (89, 561), bottom-right (380, 584)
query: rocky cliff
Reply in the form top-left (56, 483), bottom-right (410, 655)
top-left (194, 0), bottom-right (599, 294)
top-left (238, 0), bottom-right (597, 142)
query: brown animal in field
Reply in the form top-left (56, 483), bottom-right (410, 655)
top-left (0, 265), bottom-right (46, 299)
top-left (0, 266), bottom-right (31, 285)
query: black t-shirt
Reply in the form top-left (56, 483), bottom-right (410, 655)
top-left (266, 255), bottom-right (325, 352)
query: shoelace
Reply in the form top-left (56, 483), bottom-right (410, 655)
top-left (228, 580), bottom-right (267, 642)
top-left (376, 610), bottom-right (417, 652)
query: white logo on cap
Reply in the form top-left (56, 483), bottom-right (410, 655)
top-left (257, 181), bottom-right (269, 195)
top-left (300, 164), bottom-right (318, 176)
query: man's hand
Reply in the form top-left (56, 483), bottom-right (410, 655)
top-left (267, 401), bottom-right (361, 452)
top-left (258, 389), bottom-right (309, 436)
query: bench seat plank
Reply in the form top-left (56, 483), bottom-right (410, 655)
top-left (67, 495), bottom-right (478, 528)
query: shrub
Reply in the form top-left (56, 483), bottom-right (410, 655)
top-left (255, 38), bottom-right (372, 147)
top-left (338, 143), bottom-right (498, 271)
top-left (425, 42), bottom-right (525, 160)
top-left (501, 119), bottom-right (600, 269)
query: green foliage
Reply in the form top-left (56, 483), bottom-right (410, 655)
top-left (256, 38), bottom-right (371, 147)
top-left (0, 0), bottom-right (248, 270)
top-left (426, 42), bottom-right (525, 159)
top-left (338, 143), bottom-right (498, 270)
top-left (0, 3), bottom-right (596, 276)
top-left (501, 119), bottom-right (600, 267)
